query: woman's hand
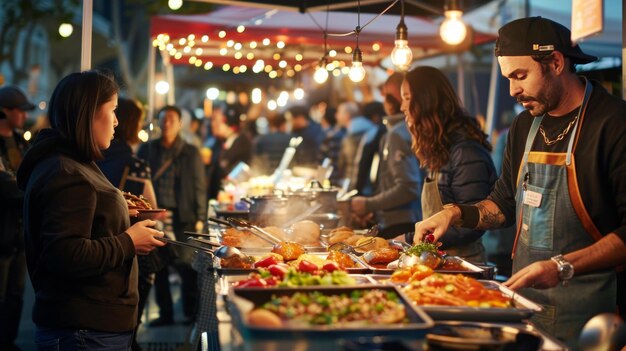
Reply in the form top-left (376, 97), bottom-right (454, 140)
top-left (412, 207), bottom-right (459, 244)
top-left (126, 219), bottom-right (166, 255)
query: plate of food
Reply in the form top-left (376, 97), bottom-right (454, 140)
top-left (229, 285), bottom-right (433, 338)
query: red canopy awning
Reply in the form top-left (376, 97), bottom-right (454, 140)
top-left (150, 6), bottom-right (495, 69)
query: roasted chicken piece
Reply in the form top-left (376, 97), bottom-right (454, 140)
top-left (271, 241), bottom-right (305, 261)
top-left (362, 248), bottom-right (400, 265)
top-left (326, 250), bottom-right (356, 268)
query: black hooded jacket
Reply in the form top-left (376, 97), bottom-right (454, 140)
top-left (17, 128), bottom-right (138, 332)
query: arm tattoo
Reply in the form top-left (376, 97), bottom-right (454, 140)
top-left (476, 200), bottom-right (506, 230)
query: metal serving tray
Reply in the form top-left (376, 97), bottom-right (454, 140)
top-left (368, 256), bottom-right (486, 278)
top-left (417, 280), bottom-right (542, 323)
top-left (229, 285), bottom-right (434, 338)
top-left (215, 252), bottom-right (370, 276)
top-left (366, 277), bottom-right (542, 322)
top-left (218, 274), bottom-right (377, 295)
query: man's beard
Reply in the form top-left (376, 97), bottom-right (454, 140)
top-left (516, 73), bottom-right (562, 116)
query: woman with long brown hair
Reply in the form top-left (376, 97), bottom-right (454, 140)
top-left (402, 66), bottom-right (496, 263)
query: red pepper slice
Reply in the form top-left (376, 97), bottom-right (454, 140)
top-left (254, 255), bottom-right (278, 268)
top-left (298, 259), bottom-right (318, 273)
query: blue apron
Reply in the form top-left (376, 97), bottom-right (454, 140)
top-left (512, 79), bottom-right (616, 341)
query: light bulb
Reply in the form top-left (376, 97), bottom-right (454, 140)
top-left (314, 66), bottom-right (329, 84)
top-left (390, 18), bottom-right (413, 71)
top-left (440, 10), bottom-right (467, 45)
top-left (58, 23), bottom-right (73, 37)
top-left (349, 47), bottom-right (366, 83)
top-left (349, 62), bottom-right (366, 82)
top-left (391, 39), bottom-right (413, 71)
top-left (155, 81), bottom-right (170, 95)
top-left (168, 0), bottom-right (183, 10)
top-left (314, 58), bottom-right (329, 84)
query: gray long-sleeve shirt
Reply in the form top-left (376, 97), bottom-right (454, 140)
top-left (365, 114), bottom-right (423, 228)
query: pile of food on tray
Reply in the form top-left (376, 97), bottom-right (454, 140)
top-left (233, 259), bottom-right (356, 288)
top-left (392, 264), bottom-right (513, 308)
top-left (220, 220), bottom-right (321, 247)
top-left (123, 191), bottom-right (152, 210)
top-left (246, 289), bottom-right (408, 327)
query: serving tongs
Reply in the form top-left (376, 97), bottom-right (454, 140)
top-left (155, 236), bottom-right (215, 255)
top-left (226, 217), bottom-right (282, 246)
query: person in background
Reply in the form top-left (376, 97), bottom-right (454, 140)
top-left (214, 104), bottom-right (252, 178)
top-left (138, 105), bottom-right (207, 327)
top-left (288, 105), bottom-right (323, 169)
top-left (413, 17), bottom-right (626, 342)
top-left (336, 101), bottom-right (377, 198)
top-left (252, 113), bottom-right (292, 175)
top-left (96, 97), bottom-right (161, 351)
top-left (403, 66), bottom-right (497, 264)
top-left (16, 70), bottom-right (165, 350)
top-left (317, 106), bottom-right (343, 185)
top-left (0, 85), bottom-right (34, 351)
top-left (358, 101), bottom-right (387, 196)
top-left (351, 73), bottom-right (424, 238)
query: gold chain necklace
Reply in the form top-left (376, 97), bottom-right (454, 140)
top-left (539, 114), bottom-right (579, 145)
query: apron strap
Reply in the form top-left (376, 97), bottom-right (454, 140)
top-left (515, 116), bottom-right (543, 185)
top-left (511, 117), bottom-right (543, 258)
top-left (566, 77), bottom-right (593, 165)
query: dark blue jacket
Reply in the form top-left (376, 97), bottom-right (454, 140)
top-left (438, 138), bottom-right (497, 248)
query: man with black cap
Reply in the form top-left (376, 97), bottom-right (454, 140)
top-left (412, 17), bottom-right (626, 342)
top-left (0, 85), bottom-right (35, 350)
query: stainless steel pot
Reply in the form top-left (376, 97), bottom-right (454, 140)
top-left (293, 180), bottom-right (339, 214)
top-left (242, 190), bottom-right (310, 227)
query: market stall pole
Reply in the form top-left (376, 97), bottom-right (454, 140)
top-left (81, 0), bottom-right (93, 70)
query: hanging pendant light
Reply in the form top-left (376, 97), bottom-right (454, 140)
top-left (349, 46), bottom-right (366, 82)
top-left (440, 0), bottom-right (467, 45)
top-left (390, 0), bottom-right (412, 71)
top-left (314, 57), bottom-right (329, 84)
top-left (349, 1), bottom-right (366, 83)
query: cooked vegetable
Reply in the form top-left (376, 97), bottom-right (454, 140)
top-left (256, 290), bottom-right (407, 327)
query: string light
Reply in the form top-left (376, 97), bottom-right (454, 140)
top-left (390, 0), bottom-right (413, 71)
top-left (349, 1), bottom-right (366, 83)
top-left (58, 23), bottom-right (73, 37)
top-left (440, 0), bottom-right (467, 45)
top-left (349, 47), bottom-right (365, 82)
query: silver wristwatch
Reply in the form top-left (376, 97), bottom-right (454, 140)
top-left (551, 254), bottom-right (574, 287)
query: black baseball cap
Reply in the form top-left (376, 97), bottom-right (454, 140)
top-left (495, 16), bottom-right (597, 64)
top-left (0, 85), bottom-right (36, 111)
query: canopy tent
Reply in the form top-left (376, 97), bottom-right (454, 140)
top-left (149, 5), bottom-right (496, 69)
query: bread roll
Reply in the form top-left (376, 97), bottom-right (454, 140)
top-left (247, 309), bottom-right (282, 327)
top-left (262, 226), bottom-right (287, 241)
top-left (290, 220), bottom-right (321, 245)
top-left (354, 237), bottom-right (389, 253)
top-left (328, 231), bottom-right (353, 245)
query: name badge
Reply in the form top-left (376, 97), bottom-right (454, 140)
top-left (523, 190), bottom-right (543, 207)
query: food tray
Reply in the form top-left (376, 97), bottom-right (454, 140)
top-left (215, 252), bottom-right (370, 276)
top-left (219, 274), bottom-right (377, 295)
top-left (418, 280), bottom-right (542, 322)
top-left (229, 285), bottom-right (433, 338)
top-left (369, 257), bottom-right (486, 278)
top-left (209, 227), bottom-right (328, 253)
top-left (365, 277), bottom-right (541, 322)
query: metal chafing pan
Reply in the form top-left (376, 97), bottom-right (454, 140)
top-left (218, 274), bottom-right (377, 295)
top-left (214, 251), bottom-right (370, 276)
top-left (229, 285), bottom-right (434, 338)
top-left (366, 276), bottom-right (542, 322)
top-left (416, 280), bottom-right (542, 323)
top-left (369, 256), bottom-right (487, 278)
